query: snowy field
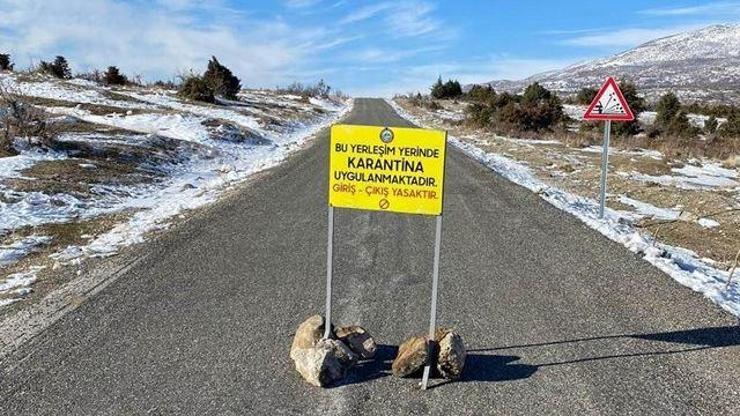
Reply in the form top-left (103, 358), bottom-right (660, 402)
top-left (391, 98), bottom-right (740, 317)
top-left (0, 74), bottom-right (350, 307)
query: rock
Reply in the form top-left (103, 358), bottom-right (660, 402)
top-left (335, 326), bottom-right (377, 359)
top-left (292, 338), bottom-right (357, 387)
top-left (392, 335), bottom-right (429, 377)
top-left (318, 338), bottom-right (358, 369)
top-left (292, 343), bottom-right (344, 387)
top-left (290, 315), bottom-right (327, 361)
top-left (436, 330), bottom-right (466, 380)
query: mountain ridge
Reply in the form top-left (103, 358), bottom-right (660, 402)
top-left (475, 24), bottom-right (740, 104)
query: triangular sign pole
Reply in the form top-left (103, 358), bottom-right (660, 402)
top-left (582, 77), bottom-right (635, 219)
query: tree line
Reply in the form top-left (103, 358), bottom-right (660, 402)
top-left (406, 76), bottom-right (739, 159)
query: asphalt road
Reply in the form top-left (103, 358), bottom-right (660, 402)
top-left (1, 98), bottom-right (738, 415)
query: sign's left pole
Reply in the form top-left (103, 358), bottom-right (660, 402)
top-left (421, 215), bottom-right (443, 390)
top-left (598, 120), bottom-right (612, 219)
top-left (324, 206), bottom-right (335, 339)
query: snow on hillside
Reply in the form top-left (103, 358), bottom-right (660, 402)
top-left (0, 74), bottom-right (350, 307)
top-left (481, 24), bottom-right (740, 104)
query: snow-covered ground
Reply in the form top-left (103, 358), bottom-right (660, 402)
top-left (390, 98), bottom-right (740, 317)
top-left (0, 74), bottom-right (350, 307)
top-left (630, 162), bottom-right (739, 191)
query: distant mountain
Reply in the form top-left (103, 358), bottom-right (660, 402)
top-left (476, 24), bottom-right (740, 104)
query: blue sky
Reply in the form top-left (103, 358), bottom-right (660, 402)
top-left (1, 0), bottom-right (739, 95)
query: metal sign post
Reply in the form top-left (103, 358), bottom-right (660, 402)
top-left (324, 206), bottom-right (335, 339)
top-left (583, 77), bottom-right (635, 219)
top-left (421, 215), bottom-right (443, 390)
top-left (598, 120), bottom-right (611, 219)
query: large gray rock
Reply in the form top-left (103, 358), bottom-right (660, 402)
top-left (290, 315), bottom-right (326, 361)
top-left (335, 325), bottom-right (377, 359)
top-left (392, 335), bottom-right (429, 377)
top-left (292, 338), bottom-right (357, 387)
top-left (436, 329), bottom-right (466, 380)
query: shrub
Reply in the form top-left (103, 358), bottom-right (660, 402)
top-left (104, 66), bottom-right (128, 86)
top-left (704, 116), bottom-right (718, 134)
top-left (0, 54), bottom-right (13, 71)
top-left (78, 69), bottom-right (102, 83)
top-left (203, 56), bottom-right (241, 99)
top-left (521, 82), bottom-right (551, 104)
top-left (277, 80), bottom-right (334, 98)
top-left (576, 87), bottom-right (597, 105)
top-left (465, 102), bottom-right (495, 127)
top-left (430, 77), bottom-right (462, 99)
top-left (655, 92), bottom-right (681, 127)
top-left (177, 75), bottom-right (215, 103)
top-left (517, 83), bottom-right (564, 131)
top-left (466, 85), bottom-right (496, 103)
top-left (0, 83), bottom-right (56, 151)
top-left (719, 110), bottom-right (740, 138)
top-left (39, 56), bottom-right (72, 79)
top-left (464, 83), bottom-right (563, 132)
top-left (665, 110), bottom-right (697, 138)
top-left (683, 103), bottom-right (737, 119)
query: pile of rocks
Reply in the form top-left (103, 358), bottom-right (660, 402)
top-left (391, 328), bottom-right (466, 380)
top-left (290, 315), bottom-right (377, 387)
top-left (290, 315), bottom-right (466, 387)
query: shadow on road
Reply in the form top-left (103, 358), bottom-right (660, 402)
top-left (467, 325), bottom-right (740, 367)
top-left (333, 344), bottom-right (398, 387)
top-left (428, 354), bottom-right (538, 390)
top-left (332, 326), bottom-right (739, 389)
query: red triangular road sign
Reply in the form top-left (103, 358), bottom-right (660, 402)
top-left (583, 77), bottom-right (635, 121)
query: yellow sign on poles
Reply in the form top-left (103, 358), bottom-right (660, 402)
top-left (329, 124), bottom-right (447, 216)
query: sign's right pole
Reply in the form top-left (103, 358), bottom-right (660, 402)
top-left (323, 206), bottom-right (335, 339)
top-left (598, 120), bottom-right (612, 219)
top-left (421, 214), bottom-right (443, 390)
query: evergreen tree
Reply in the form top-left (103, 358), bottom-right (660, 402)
top-left (466, 84), bottom-right (496, 102)
top-left (177, 75), bottom-right (215, 103)
top-left (518, 82), bottom-right (563, 131)
top-left (719, 110), bottom-right (740, 138)
top-left (664, 110), bottom-right (694, 138)
top-left (430, 76), bottom-right (445, 99)
top-left (203, 56), bottom-right (241, 100)
top-left (103, 66), bottom-right (127, 86)
top-left (655, 92), bottom-right (681, 127)
top-left (431, 77), bottom-right (462, 99)
top-left (576, 87), bottom-right (597, 105)
top-left (0, 54), bottom-right (12, 71)
top-left (40, 56), bottom-right (72, 79)
top-left (704, 116), bottom-right (718, 134)
top-left (521, 82), bottom-right (551, 105)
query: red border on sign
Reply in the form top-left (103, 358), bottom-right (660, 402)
top-left (583, 77), bottom-right (635, 121)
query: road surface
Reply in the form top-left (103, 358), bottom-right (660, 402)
top-left (1, 98), bottom-right (738, 415)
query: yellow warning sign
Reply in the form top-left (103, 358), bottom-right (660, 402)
top-left (329, 124), bottom-right (447, 216)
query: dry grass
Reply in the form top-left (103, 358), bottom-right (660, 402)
top-left (3, 158), bottom-right (154, 198)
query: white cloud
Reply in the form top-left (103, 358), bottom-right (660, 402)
top-left (283, 0), bottom-right (324, 8)
top-left (348, 56), bottom-right (582, 97)
top-left (339, 3), bottom-right (393, 24)
top-left (338, 1), bottom-right (452, 41)
top-left (0, 0), bottom-right (344, 86)
top-left (639, 1), bottom-right (740, 16)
